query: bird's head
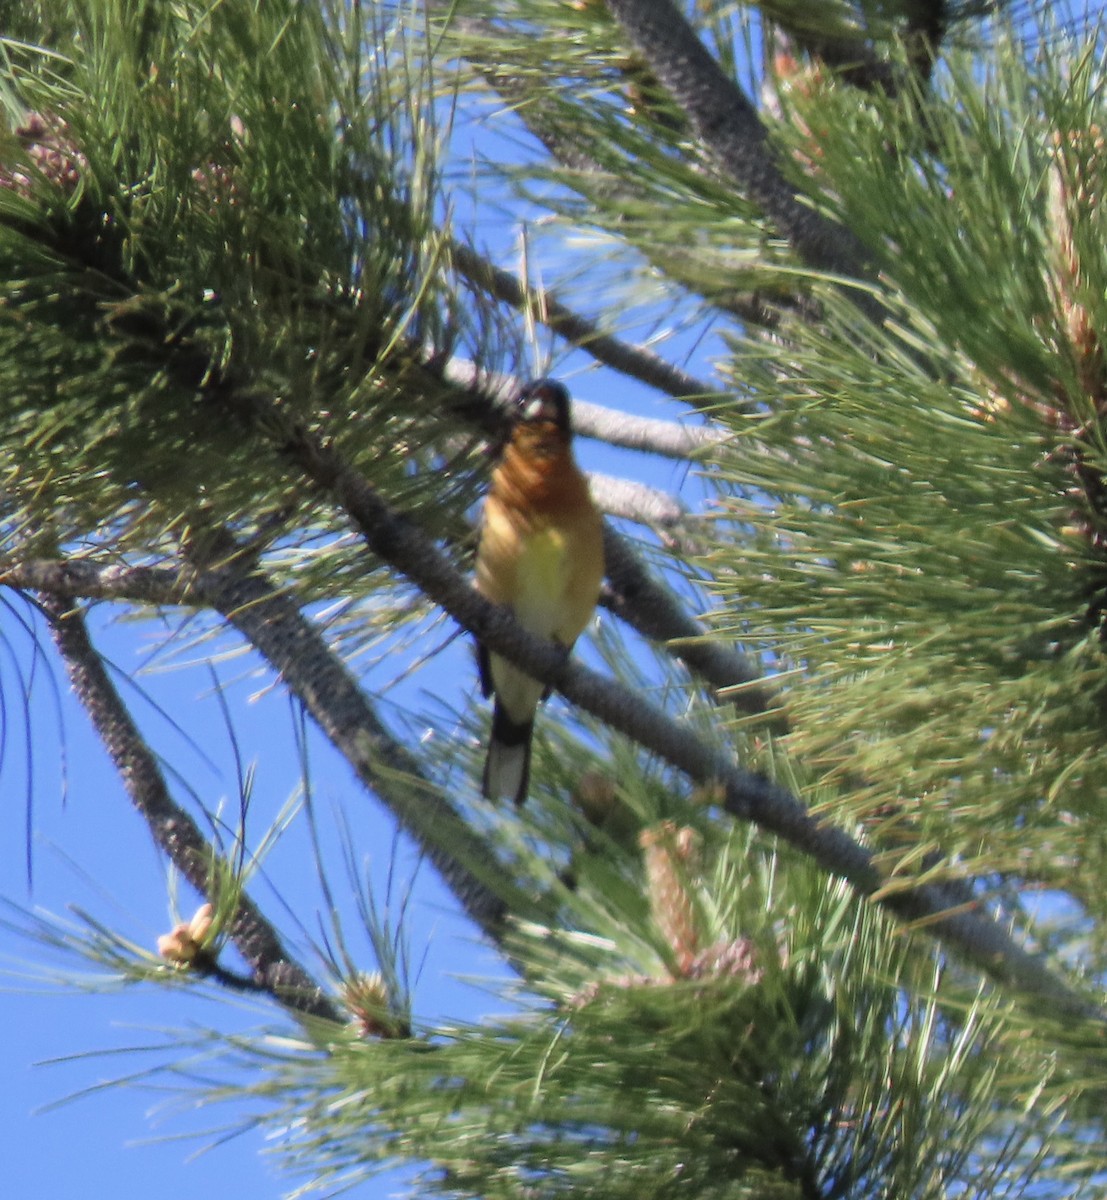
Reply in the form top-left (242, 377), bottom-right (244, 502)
top-left (514, 378), bottom-right (572, 440)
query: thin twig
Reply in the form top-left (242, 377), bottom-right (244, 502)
top-left (450, 241), bottom-right (733, 406)
top-left (37, 591), bottom-right (341, 1023)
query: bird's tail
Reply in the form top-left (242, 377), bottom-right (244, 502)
top-left (482, 701), bottom-right (534, 807)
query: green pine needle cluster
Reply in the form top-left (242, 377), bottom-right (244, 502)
top-left (701, 33), bottom-right (1107, 915)
top-left (0, 0), bottom-right (483, 582)
top-left (206, 832), bottom-right (1067, 1200)
top-left (6, 3), bottom-right (1107, 1199)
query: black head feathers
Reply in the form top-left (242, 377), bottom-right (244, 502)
top-left (515, 378), bottom-right (572, 438)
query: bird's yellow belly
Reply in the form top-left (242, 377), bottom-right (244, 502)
top-left (514, 526), bottom-right (570, 639)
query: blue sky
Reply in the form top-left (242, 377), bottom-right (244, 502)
top-left (0, 601), bottom-right (529, 1197)
top-left (0, 62), bottom-right (714, 1200)
top-left (3, 3), bottom-right (1101, 1197)
top-left (0, 403), bottom-right (698, 1197)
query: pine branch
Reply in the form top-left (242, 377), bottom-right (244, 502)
top-left (3, 105), bottom-right (1069, 1012)
top-left (7, 476), bottom-right (1097, 1017)
top-left (598, 525), bottom-right (776, 716)
top-left (587, 472), bottom-right (689, 527)
top-left (437, 355), bottom-right (729, 456)
top-left (574, 403), bottom-right (727, 457)
top-left (449, 241), bottom-right (733, 405)
top-left (600, 0), bottom-right (880, 314)
top-left (274, 419), bottom-right (1101, 1021)
top-left (440, 11), bottom-right (790, 328)
top-left (4, 557), bottom-right (515, 945)
top-left (36, 591), bottom-right (341, 1023)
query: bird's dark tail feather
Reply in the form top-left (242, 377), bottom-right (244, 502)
top-left (483, 702), bottom-right (534, 807)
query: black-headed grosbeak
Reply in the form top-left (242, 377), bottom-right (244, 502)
top-left (476, 378), bottom-right (605, 805)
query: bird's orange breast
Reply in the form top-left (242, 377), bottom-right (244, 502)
top-left (476, 431), bottom-right (603, 646)
top-left (491, 425), bottom-right (596, 518)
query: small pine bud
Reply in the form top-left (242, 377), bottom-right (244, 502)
top-left (157, 903), bottom-right (214, 966)
top-left (0, 113), bottom-right (87, 196)
top-left (341, 972), bottom-right (408, 1039)
top-left (688, 936), bottom-right (762, 984)
top-left (639, 821), bottom-right (702, 977)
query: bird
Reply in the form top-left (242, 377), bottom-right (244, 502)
top-left (475, 378), bottom-right (605, 806)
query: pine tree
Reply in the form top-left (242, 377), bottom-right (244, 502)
top-left (2, 1), bottom-right (1106, 1196)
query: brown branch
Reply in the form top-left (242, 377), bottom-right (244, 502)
top-left (601, 0), bottom-right (881, 322)
top-left (5, 557), bottom-right (516, 945)
top-left (436, 356), bottom-right (729, 457)
top-left (449, 241), bottom-right (734, 406)
top-left (271, 422), bottom-right (1100, 1021)
top-left (37, 591), bottom-right (341, 1023)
